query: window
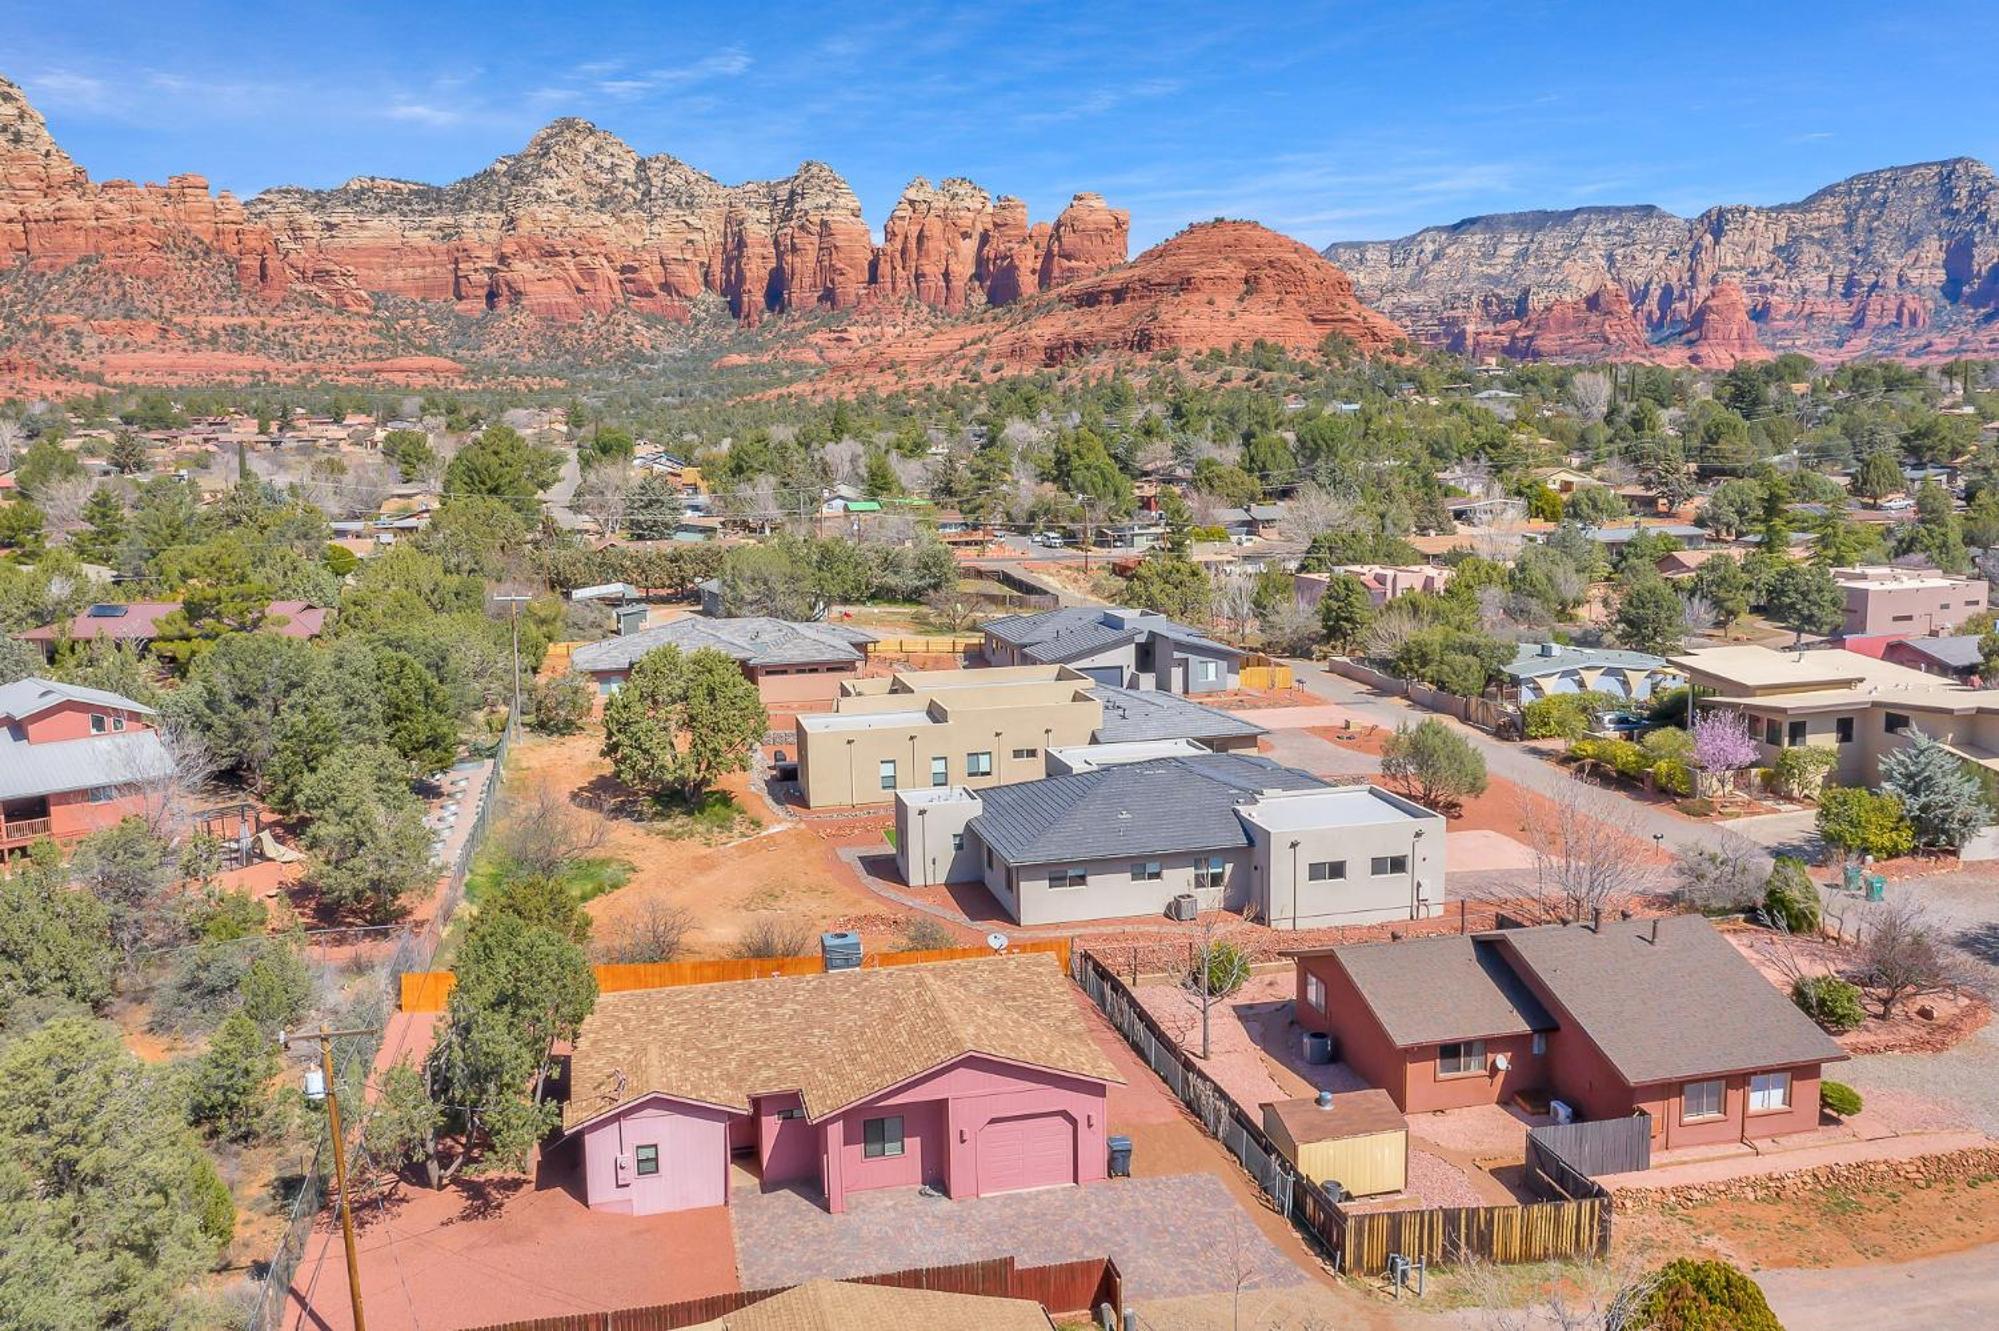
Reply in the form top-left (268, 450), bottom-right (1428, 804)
top-left (1131, 861), bottom-right (1163, 882)
top-left (87, 786), bottom-right (118, 804)
top-left (931, 756), bottom-right (949, 786)
top-left (966, 751), bottom-right (993, 777)
top-left (634, 1144), bottom-right (659, 1176)
top-left (1531, 1033), bottom-right (1547, 1056)
top-left (1763, 717), bottom-right (1781, 746)
top-left (90, 713), bottom-right (107, 734)
top-left (1885, 712), bottom-right (1911, 735)
top-left (1049, 868), bottom-right (1088, 890)
top-left (1194, 857), bottom-right (1225, 891)
top-left (111, 715), bottom-right (125, 731)
top-left (1371, 855), bottom-right (1409, 876)
top-left (863, 1115), bottom-right (905, 1159)
top-left (1011, 748), bottom-right (1038, 760)
top-left (985, 848), bottom-right (994, 869)
top-left (1749, 1071), bottom-right (1791, 1112)
top-left (878, 759), bottom-right (897, 790)
top-left (775, 1107), bottom-right (806, 1121)
top-left (1681, 1079), bottom-right (1725, 1121)
top-left (1305, 974), bottom-right (1326, 1012)
top-left (1787, 720), bottom-right (1807, 747)
top-left (1438, 1041), bottom-right (1486, 1076)
top-left (1307, 860), bottom-right (1347, 882)
top-left (950, 832), bottom-right (964, 851)
top-left (1196, 659), bottom-right (1220, 683)
top-left (1836, 716), bottom-right (1854, 744)
top-left (1891, 613), bottom-right (1916, 623)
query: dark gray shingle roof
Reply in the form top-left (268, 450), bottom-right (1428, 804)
top-left (1090, 686), bottom-right (1265, 744)
top-left (984, 607), bottom-right (1239, 664)
top-left (570, 617), bottom-right (875, 673)
top-left (968, 754), bottom-right (1323, 865)
top-left (1895, 636), bottom-right (1984, 671)
top-left (1497, 916), bottom-right (1847, 1085)
top-left (1316, 936), bottom-right (1556, 1047)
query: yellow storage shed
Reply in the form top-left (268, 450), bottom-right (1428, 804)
top-left (1263, 1088), bottom-right (1408, 1198)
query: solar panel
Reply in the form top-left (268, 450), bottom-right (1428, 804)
top-left (86, 604), bottom-right (129, 618)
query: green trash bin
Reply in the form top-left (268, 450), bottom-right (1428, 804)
top-left (1842, 863), bottom-right (1863, 893)
top-left (1866, 873), bottom-right (1886, 902)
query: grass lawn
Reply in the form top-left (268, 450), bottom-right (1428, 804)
top-left (647, 788), bottom-right (760, 842)
top-left (465, 852), bottom-right (634, 904)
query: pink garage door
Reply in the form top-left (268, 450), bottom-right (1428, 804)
top-left (976, 1113), bottom-right (1077, 1195)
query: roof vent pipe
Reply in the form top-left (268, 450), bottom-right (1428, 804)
top-left (1316, 1089), bottom-right (1334, 1110)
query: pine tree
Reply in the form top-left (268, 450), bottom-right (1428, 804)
top-left (1880, 729), bottom-right (1991, 851)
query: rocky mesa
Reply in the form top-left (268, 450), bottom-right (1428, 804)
top-left (1, 73), bottom-right (1128, 328)
top-left (1323, 159), bottom-right (1999, 362)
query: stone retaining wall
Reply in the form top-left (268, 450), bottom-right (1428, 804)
top-left (1613, 1144), bottom-right (1999, 1212)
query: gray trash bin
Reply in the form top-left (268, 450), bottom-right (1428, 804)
top-left (1107, 1134), bottom-right (1133, 1178)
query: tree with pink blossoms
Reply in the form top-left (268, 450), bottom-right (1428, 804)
top-left (1691, 708), bottom-right (1760, 799)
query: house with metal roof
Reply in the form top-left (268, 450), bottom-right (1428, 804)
top-left (894, 754), bottom-right (1445, 928)
top-left (571, 615), bottom-right (877, 705)
top-left (16, 599), bottom-right (328, 657)
top-left (1289, 915), bottom-right (1846, 1148)
top-left (561, 953), bottom-right (1120, 1217)
top-left (0, 679), bottom-right (171, 853)
top-left (981, 607), bottom-right (1242, 695)
top-left (1881, 634), bottom-right (1985, 682)
top-left (1501, 642), bottom-right (1682, 704)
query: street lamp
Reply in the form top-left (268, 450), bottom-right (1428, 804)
top-left (280, 1026), bottom-right (379, 1331)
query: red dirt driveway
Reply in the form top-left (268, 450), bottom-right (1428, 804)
top-left (283, 1145), bottom-right (738, 1331)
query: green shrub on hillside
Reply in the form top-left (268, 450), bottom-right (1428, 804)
top-left (1762, 857), bottom-right (1821, 934)
top-left (1522, 690), bottom-right (1619, 740)
top-left (1821, 1081), bottom-right (1864, 1117)
top-left (1628, 1257), bottom-right (1784, 1331)
top-left (1816, 786), bottom-right (1915, 860)
top-left (1791, 976), bottom-right (1867, 1034)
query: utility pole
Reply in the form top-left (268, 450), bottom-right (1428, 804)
top-left (280, 1026), bottom-right (378, 1331)
top-left (494, 593), bottom-right (531, 737)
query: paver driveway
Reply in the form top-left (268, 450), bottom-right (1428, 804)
top-left (730, 1173), bottom-right (1309, 1300)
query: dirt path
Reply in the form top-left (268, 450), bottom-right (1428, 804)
top-left (1758, 1243), bottom-right (1999, 1330)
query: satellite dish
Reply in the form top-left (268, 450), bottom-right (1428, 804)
top-left (986, 932), bottom-right (1010, 954)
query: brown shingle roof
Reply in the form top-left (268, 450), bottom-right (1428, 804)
top-left (1265, 1088), bottom-right (1406, 1146)
top-left (1494, 916), bottom-right (1847, 1086)
top-left (563, 954), bottom-right (1122, 1131)
top-left (1295, 935), bottom-right (1556, 1048)
top-left (684, 1280), bottom-right (1053, 1331)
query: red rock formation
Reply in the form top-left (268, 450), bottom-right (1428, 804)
top-left (1503, 284), bottom-right (1651, 360)
top-left (1681, 280), bottom-right (1770, 367)
top-left (1039, 193), bottom-right (1130, 289)
top-left (870, 180), bottom-right (1127, 312)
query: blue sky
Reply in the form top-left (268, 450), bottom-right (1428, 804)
top-left (10, 1), bottom-right (1999, 250)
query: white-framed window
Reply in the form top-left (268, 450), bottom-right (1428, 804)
top-left (966, 751), bottom-right (993, 777)
top-left (1197, 659), bottom-right (1220, 683)
top-left (1371, 855), bottom-right (1408, 876)
top-left (1307, 860), bottom-right (1346, 882)
top-left (930, 756), bottom-right (949, 786)
top-left (1049, 868), bottom-right (1088, 890)
top-left (111, 715), bottom-right (126, 731)
top-left (1748, 1071), bottom-right (1791, 1112)
top-left (1681, 1078), bottom-right (1725, 1121)
top-left (1438, 1041), bottom-right (1486, 1076)
top-left (90, 713), bottom-right (107, 734)
top-left (1305, 974), bottom-right (1326, 1012)
top-left (634, 1143), bottom-right (659, 1176)
top-left (1194, 857), bottom-right (1225, 891)
top-left (1131, 861), bottom-right (1163, 881)
top-left (87, 786), bottom-right (118, 804)
top-left (878, 759), bottom-right (897, 791)
top-left (862, 1115), bottom-right (905, 1159)
top-left (1011, 748), bottom-right (1038, 760)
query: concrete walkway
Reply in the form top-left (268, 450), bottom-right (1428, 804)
top-left (1280, 657), bottom-right (1776, 876)
top-left (1600, 1130), bottom-right (1990, 1192)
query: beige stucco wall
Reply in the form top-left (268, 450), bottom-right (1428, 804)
top-left (1243, 805), bottom-right (1446, 929)
top-left (797, 691), bottom-right (1103, 807)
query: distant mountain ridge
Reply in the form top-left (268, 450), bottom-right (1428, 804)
top-left (0, 73), bottom-right (1129, 327)
top-left (1323, 159), bottom-right (1999, 363)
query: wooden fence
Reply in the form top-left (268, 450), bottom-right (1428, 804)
top-left (1072, 949), bottom-right (1611, 1278)
top-left (455, 1254), bottom-right (1119, 1331)
top-left (1525, 1114), bottom-right (1651, 1192)
top-left (1322, 657), bottom-right (1518, 735)
top-left (863, 634), bottom-right (986, 656)
top-left (400, 938), bottom-right (1072, 1012)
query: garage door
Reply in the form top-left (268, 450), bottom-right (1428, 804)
top-left (977, 1113), bottom-right (1077, 1195)
top-left (1078, 665), bottom-right (1125, 687)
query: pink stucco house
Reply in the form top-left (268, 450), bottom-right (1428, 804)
top-left (560, 953), bottom-right (1122, 1216)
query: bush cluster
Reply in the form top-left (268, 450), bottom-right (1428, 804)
top-left (1791, 975), bottom-right (1867, 1034)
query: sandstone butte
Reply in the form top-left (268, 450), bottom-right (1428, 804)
top-left (790, 220), bottom-right (1410, 394)
top-left (1, 73), bottom-right (1128, 328)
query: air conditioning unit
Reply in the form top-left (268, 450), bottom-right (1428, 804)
top-left (1168, 893), bottom-right (1199, 922)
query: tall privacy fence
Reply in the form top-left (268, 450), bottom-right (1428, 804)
top-left (1320, 657), bottom-right (1518, 734)
top-left (246, 718), bottom-right (512, 1331)
top-left (1071, 950), bottom-right (1612, 1277)
top-left (454, 1254), bottom-right (1122, 1331)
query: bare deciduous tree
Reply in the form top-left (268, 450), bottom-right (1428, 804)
top-left (887, 452), bottom-right (933, 496)
top-left (495, 783), bottom-right (609, 882)
top-left (1569, 371), bottom-right (1613, 425)
top-left (37, 474), bottom-right (95, 537)
top-left (595, 901), bottom-right (696, 964)
top-left (820, 438), bottom-right (864, 487)
top-left (1455, 1251), bottom-right (1655, 1331)
top-left (727, 475), bottom-right (785, 534)
top-left (1491, 776), bottom-right (1661, 925)
top-left (1858, 898), bottom-right (1974, 1017)
top-left (0, 418), bottom-right (20, 472)
top-left (1284, 483), bottom-right (1359, 542)
top-left (1211, 573), bottom-right (1257, 639)
top-left (574, 463), bottom-right (632, 536)
top-left (1673, 843), bottom-right (1765, 914)
top-left (123, 717), bottom-right (220, 842)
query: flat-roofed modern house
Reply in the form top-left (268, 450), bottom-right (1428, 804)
top-left (894, 754), bottom-right (1445, 928)
top-left (1832, 566), bottom-right (1989, 637)
top-left (1501, 642), bottom-right (1681, 704)
top-left (561, 954), bottom-right (1120, 1217)
top-left (570, 616), bottom-right (877, 706)
top-left (1671, 643), bottom-right (1999, 788)
top-left (982, 607), bottom-right (1241, 695)
top-left (794, 668), bottom-right (1263, 808)
top-left (1289, 916), bottom-right (1846, 1149)
top-left (0, 679), bottom-right (172, 854)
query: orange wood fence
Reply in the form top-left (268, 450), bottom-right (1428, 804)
top-left (399, 937), bottom-right (1071, 1012)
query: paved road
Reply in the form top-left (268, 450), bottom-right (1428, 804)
top-left (1758, 1244), bottom-right (1999, 1331)
top-left (1280, 658), bottom-right (1775, 876)
top-left (547, 447), bottom-right (585, 530)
